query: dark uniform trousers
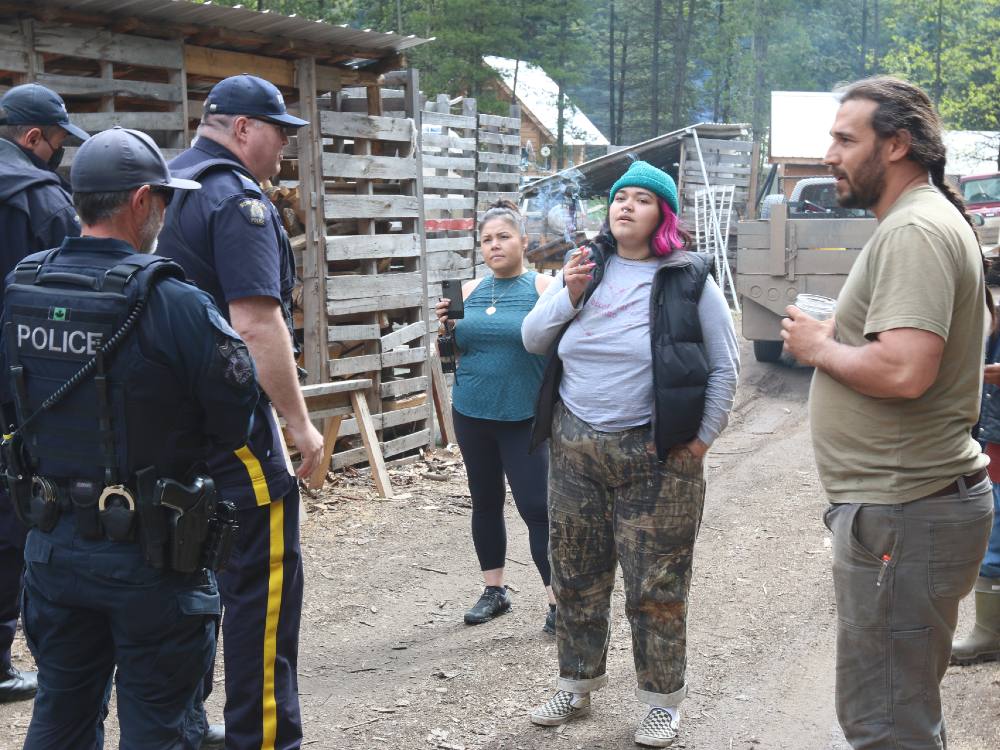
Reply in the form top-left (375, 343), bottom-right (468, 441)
top-left (21, 516), bottom-right (219, 750)
top-left (0, 492), bottom-right (27, 672)
top-left (215, 487), bottom-right (303, 750)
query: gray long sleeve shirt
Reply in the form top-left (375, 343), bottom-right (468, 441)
top-left (522, 253), bottom-right (740, 445)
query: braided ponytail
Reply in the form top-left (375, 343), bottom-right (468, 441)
top-left (929, 158), bottom-right (974, 229)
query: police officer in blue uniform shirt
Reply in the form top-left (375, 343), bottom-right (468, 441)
top-left (1, 126), bottom-right (258, 749)
top-left (0, 82), bottom-right (89, 704)
top-left (158, 74), bottom-right (323, 750)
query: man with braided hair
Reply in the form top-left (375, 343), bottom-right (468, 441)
top-left (782, 76), bottom-right (994, 748)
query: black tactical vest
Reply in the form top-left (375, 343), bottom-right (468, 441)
top-left (3, 245), bottom-right (190, 484)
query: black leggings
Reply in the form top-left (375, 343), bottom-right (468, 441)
top-left (452, 408), bottom-right (551, 587)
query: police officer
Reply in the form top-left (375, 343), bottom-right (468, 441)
top-left (0, 82), bottom-right (89, 704)
top-left (158, 75), bottom-right (323, 750)
top-left (1, 126), bottom-right (258, 749)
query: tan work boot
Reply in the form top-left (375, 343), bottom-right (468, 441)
top-left (951, 576), bottom-right (1000, 665)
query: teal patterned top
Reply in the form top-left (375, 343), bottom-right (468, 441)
top-left (452, 270), bottom-right (546, 421)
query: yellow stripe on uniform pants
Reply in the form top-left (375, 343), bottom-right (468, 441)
top-left (234, 444), bottom-right (272, 506)
top-left (262, 499), bottom-right (285, 749)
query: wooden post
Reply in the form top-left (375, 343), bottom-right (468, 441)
top-left (295, 57), bottom-right (329, 387)
top-left (350, 390), bottom-right (393, 498)
top-left (428, 351), bottom-right (456, 445)
top-left (404, 67), bottom-right (433, 448)
top-left (308, 415), bottom-right (343, 490)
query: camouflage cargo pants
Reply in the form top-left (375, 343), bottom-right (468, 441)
top-left (549, 404), bottom-right (706, 707)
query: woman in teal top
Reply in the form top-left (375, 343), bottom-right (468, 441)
top-left (435, 199), bottom-right (556, 633)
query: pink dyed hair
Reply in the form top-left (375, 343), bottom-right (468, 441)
top-left (651, 198), bottom-right (685, 256)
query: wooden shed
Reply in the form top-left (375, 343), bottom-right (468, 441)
top-left (0, 0), bottom-right (437, 472)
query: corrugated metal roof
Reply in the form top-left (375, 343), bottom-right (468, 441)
top-left (35, 0), bottom-right (430, 58)
top-left (522, 123), bottom-right (750, 199)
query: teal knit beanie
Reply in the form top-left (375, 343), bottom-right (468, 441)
top-left (609, 160), bottom-right (679, 214)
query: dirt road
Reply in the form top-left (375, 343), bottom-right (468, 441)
top-left (2, 342), bottom-right (998, 749)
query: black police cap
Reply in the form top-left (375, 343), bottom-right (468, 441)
top-left (0, 84), bottom-right (90, 141)
top-left (71, 127), bottom-right (200, 194)
top-left (204, 75), bottom-right (309, 128)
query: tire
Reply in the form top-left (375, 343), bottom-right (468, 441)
top-left (753, 340), bottom-right (783, 363)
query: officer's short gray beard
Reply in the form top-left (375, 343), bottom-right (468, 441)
top-left (137, 209), bottom-right (164, 254)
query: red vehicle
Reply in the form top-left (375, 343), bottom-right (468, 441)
top-left (961, 173), bottom-right (1000, 277)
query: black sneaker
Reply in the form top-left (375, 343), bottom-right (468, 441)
top-left (464, 585), bottom-right (512, 624)
top-left (543, 604), bottom-right (556, 635)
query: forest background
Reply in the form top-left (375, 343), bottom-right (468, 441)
top-left (201, 0), bottom-right (999, 167)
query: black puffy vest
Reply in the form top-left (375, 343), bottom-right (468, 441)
top-left (3, 245), bottom-right (194, 484)
top-left (531, 247), bottom-right (713, 460)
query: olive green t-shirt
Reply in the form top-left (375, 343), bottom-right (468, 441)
top-left (809, 185), bottom-right (988, 504)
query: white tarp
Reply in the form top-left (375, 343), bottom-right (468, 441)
top-left (484, 56), bottom-right (609, 146)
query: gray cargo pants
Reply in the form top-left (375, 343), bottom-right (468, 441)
top-left (548, 404), bottom-right (706, 707)
top-left (823, 476), bottom-right (993, 749)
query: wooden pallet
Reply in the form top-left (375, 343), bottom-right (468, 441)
top-left (316, 72), bottom-right (432, 471)
top-left (475, 106), bottom-right (522, 276)
top-left (422, 94), bottom-right (478, 306)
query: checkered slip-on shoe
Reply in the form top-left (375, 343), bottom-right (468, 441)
top-left (529, 690), bottom-right (591, 726)
top-left (634, 707), bottom-right (679, 747)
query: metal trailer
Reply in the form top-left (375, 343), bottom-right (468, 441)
top-left (736, 203), bottom-right (876, 362)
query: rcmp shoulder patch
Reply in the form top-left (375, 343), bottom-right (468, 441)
top-left (238, 198), bottom-right (268, 227)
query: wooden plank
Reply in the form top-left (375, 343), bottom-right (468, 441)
top-left (327, 291), bottom-right (424, 317)
top-left (422, 155), bottom-right (475, 171)
top-left (382, 429), bottom-right (431, 459)
top-left (35, 24), bottom-right (183, 68)
top-left (476, 151), bottom-right (521, 167)
top-left (328, 354), bottom-right (381, 378)
top-left (422, 133), bottom-right (476, 151)
top-left (422, 175), bottom-right (475, 191)
top-left (426, 236), bottom-right (475, 253)
top-left (320, 111), bottom-right (413, 142)
top-left (301, 379), bottom-right (373, 398)
top-left (308, 415), bottom-right (343, 490)
top-left (70, 112), bottom-right (185, 132)
top-left (478, 113), bottom-right (521, 129)
top-left (379, 405), bottom-right (430, 430)
top-left (34, 73), bottom-right (183, 102)
top-left (478, 131), bottom-right (521, 147)
top-left (327, 324), bottom-right (381, 342)
top-left (330, 445), bottom-right (368, 471)
top-left (322, 152), bottom-right (417, 181)
top-left (427, 265), bottom-right (473, 284)
top-left (429, 351), bottom-right (456, 445)
top-left (326, 271), bottom-right (423, 301)
top-left (380, 376), bottom-right (428, 399)
top-left (380, 321), bottom-right (427, 351)
top-left (185, 45), bottom-right (292, 86)
top-left (477, 171), bottom-right (520, 184)
top-left (382, 346), bottom-right (426, 369)
top-left (350, 390), bottom-right (393, 498)
top-left (476, 191), bottom-right (519, 204)
top-left (422, 110), bottom-right (477, 129)
top-left (325, 233), bottom-right (421, 261)
top-left (424, 196), bottom-right (475, 212)
top-left (424, 218), bottom-right (475, 232)
top-left (323, 195), bottom-right (420, 219)
top-left (689, 137), bottom-right (753, 152)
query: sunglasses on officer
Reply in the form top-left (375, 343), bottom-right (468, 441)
top-left (250, 117), bottom-right (296, 138)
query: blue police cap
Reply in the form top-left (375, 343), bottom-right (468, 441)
top-left (204, 75), bottom-right (309, 128)
top-left (0, 83), bottom-right (90, 142)
top-left (71, 126), bottom-right (200, 194)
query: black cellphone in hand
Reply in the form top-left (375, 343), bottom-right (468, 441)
top-left (441, 279), bottom-right (464, 319)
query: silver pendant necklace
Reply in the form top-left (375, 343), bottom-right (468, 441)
top-left (485, 273), bottom-right (519, 315)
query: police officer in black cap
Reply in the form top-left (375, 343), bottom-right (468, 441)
top-left (1, 125), bottom-right (258, 749)
top-left (158, 74), bottom-right (321, 750)
top-left (0, 82), bottom-right (90, 704)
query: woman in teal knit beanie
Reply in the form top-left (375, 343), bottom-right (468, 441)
top-left (523, 159), bottom-right (740, 747)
